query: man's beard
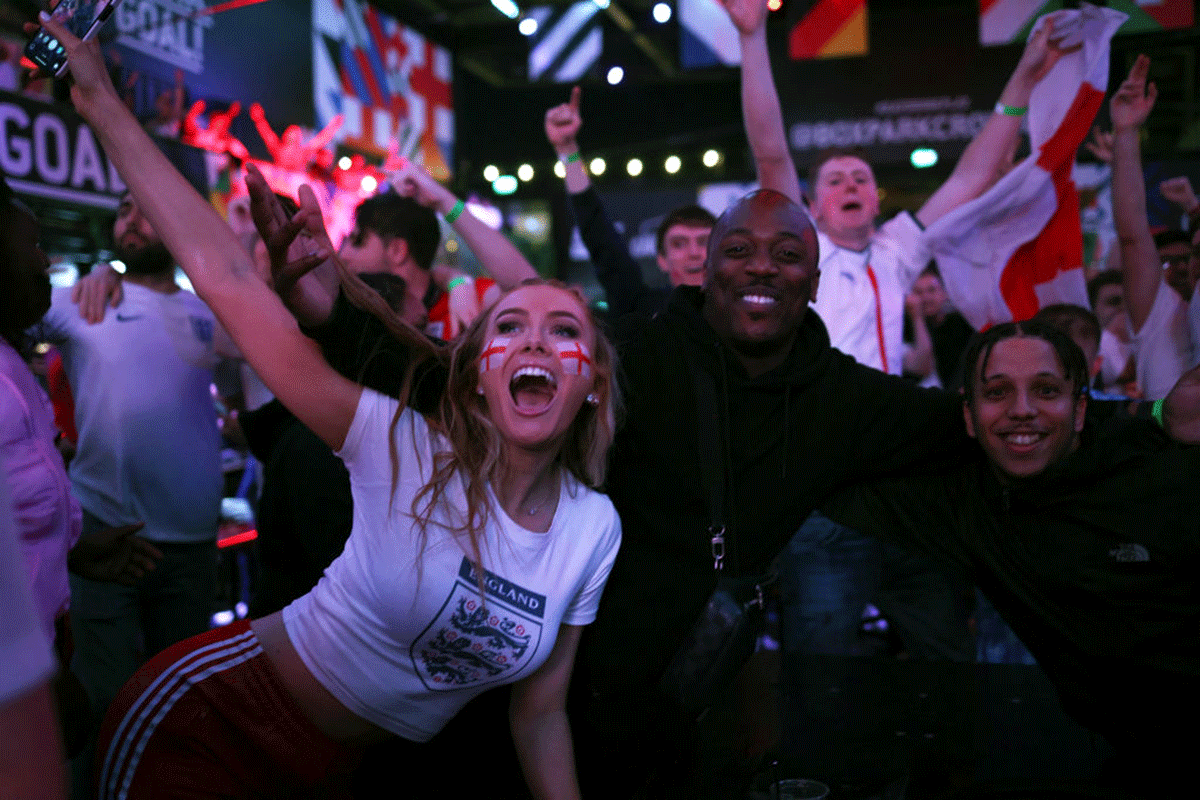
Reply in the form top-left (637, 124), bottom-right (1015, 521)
top-left (118, 240), bottom-right (175, 276)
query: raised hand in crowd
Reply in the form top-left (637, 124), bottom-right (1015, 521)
top-left (389, 158), bottom-right (535, 292)
top-left (544, 85), bottom-right (582, 156)
top-left (1110, 54), bottom-right (1156, 133)
top-left (1109, 55), bottom-right (1162, 334)
top-left (1159, 176), bottom-right (1199, 220)
top-left (432, 263), bottom-right (482, 339)
top-left (245, 163), bottom-right (336, 327)
top-left (916, 10), bottom-right (1080, 224)
top-left (388, 157), bottom-right (460, 215)
top-left (720, 0), bottom-right (769, 34)
top-left (725, 0), bottom-right (799, 202)
top-left (544, 86), bottom-right (590, 195)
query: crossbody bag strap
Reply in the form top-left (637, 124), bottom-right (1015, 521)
top-left (680, 345), bottom-right (730, 572)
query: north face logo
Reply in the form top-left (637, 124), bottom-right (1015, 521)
top-left (1109, 544), bottom-right (1150, 563)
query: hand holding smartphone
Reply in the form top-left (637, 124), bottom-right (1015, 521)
top-left (25, 0), bottom-right (122, 78)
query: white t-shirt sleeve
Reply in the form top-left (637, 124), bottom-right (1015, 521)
top-left (336, 387), bottom-right (409, 476)
top-left (1134, 281), bottom-right (1191, 399)
top-left (878, 211), bottom-right (929, 291)
top-left (561, 501), bottom-right (622, 626)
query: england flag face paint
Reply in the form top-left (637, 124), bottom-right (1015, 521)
top-left (555, 340), bottom-right (592, 378)
top-left (480, 335), bottom-right (513, 374)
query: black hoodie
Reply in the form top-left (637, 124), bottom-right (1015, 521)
top-left (583, 286), bottom-right (967, 695)
top-left (825, 415), bottom-right (1200, 765)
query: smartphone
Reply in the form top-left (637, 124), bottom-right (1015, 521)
top-left (24, 0), bottom-right (122, 78)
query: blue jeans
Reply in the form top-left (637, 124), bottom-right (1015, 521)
top-left (777, 511), bottom-right (882, 656)
top-left (974, 589), bottom-right (1036, 665)
top-left (69, 509), bottom-right (217, 718)
top-left (777, 511), bottom-right (972, 661)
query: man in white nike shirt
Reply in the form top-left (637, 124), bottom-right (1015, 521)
top-left (36, 192), bottom-right (237, 739)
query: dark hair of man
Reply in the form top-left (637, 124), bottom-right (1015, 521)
top-left (356, 271), bottom-right (409, 315)
top-left (654, 204), bottom-right (716, 256)
top-left (961, 320), bottom-right (1090, 408)
top-left (1153, 228), bottom-right (1191, 251)
top-left (807, 146), bottom-right (874, 189)
top-left (1032, 303), bottom-right (1102, 350)
top-left (354, 193), bottom-right (440, 272)
top-left (1086, 270), bottom-right (1122, 310)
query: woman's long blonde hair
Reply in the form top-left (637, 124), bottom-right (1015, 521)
top-left (338, 263), bottom-right (622, 572)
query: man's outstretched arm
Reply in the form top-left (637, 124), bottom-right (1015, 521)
top-left (1109, 55), bottom-right (1161, 332)
top-left (726, 0), bottom-right (802, 204)
top-left (545, 86), bottom-right (652, 318)
top-left (916, 13), bottom-right (1077, 227)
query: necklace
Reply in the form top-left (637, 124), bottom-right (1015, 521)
top-left (523, 485), bottom-right (556, 516)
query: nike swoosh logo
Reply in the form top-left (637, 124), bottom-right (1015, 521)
top-left (115, 314), bottom-right (144, 322)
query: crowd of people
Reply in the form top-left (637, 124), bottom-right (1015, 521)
top-left (3, 2), bottom-right (1200, 799)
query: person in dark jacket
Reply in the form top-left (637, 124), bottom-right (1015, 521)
top-left (572, 189), bottom-right (970, 796)
top-left (543, 85), bottom-right (715, 319)
top-left (824, 320), bottom-right (1200, 794)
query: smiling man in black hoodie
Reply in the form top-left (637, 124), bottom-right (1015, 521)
top-left (572, 189), bottom-right (970, 796)
top-left (821, 320), bottom-right (1200, 795)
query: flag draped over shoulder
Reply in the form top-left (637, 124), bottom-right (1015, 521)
top-left (924, 4), bottom-right (1127, 331)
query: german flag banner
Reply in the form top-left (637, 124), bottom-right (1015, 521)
top-left (980, 0), bottom-right (1193, 47)
top-left (788, 0), bottom-right (868, 61)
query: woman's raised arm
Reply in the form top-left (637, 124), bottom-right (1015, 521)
top-left (43, 16), bottom-right (361, 449)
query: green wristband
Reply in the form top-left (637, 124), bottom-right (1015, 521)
top-left (1151, 398), bottom-right (1165, 428)
top-left (994, 102), bottom-right (1028, 117)
top-left (446, 275), bottom-right (472, 292)
top-left (444, 199), bottom-right (466, 224)
top-left (562, 151), bottom-right (581, 164)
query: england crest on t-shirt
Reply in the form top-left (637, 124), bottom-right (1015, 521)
top-left (412, 558), bottom-right (546, 690)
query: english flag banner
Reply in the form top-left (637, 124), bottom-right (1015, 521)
top-left (924, 4), bottom-right (1126, 330)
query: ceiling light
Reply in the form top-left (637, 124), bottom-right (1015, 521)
top-left (910, 148), bottom-right (938, 168)
top-left (664, 155), bottom-right (681, 174)
top-left (627, 158), bottom-right (643, 177)
top-left (493, 175), bottom-right (518, 195)
top-left (491, 0), bottom-right (520, 20)
top-left (589, 157), bottom-right (606, 176)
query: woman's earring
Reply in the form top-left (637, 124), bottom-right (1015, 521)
top-left (477, 386), bottom-right (485, 396)
top-left (586, 393), bottom-right (599, 406)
